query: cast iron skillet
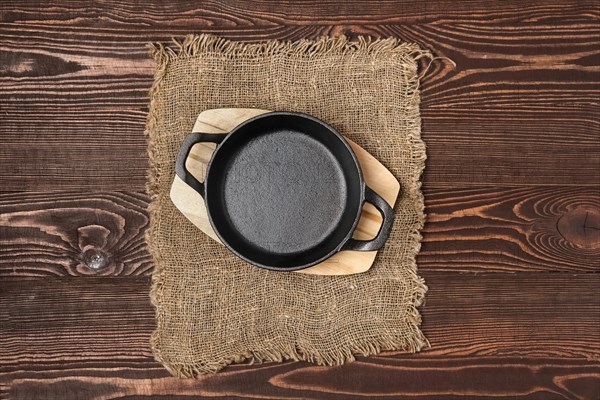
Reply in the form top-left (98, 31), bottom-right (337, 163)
top-left (175, 112), bottom-right (394, 271)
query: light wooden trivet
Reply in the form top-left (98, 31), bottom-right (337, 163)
top-left (170, 108), bottom-right (400, 275)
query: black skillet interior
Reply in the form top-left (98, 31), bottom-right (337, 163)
top-left (205, 113), bottom-right (363, 270)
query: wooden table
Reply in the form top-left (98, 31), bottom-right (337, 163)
top-left (1, 1), bottom-right (599, 398)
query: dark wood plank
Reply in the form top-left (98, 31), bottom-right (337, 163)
top-left (1, 14), bottom-right (598, 190)
top-left (1, 188), bottom-right (597, 277)
top-left (420, 186), bottom-right (600, 273)
top-left (1, 0), bottom-right (598, 25)
top-left (1, 274), bottom-right (598, 364)
top-left (1, 275), bottom-right (599, 398)
top-left (0, 191), bottom-right (151, 277)
top-left (2, 357), bottom-right (599, 400)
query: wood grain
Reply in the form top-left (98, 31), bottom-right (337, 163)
top-left (1, 187), bottom-right (596, 277)
top-left (420, 186), bottom-right (600, 273)
top-left (3, 357), bottom-right (599, 400)
top-left (1, 0), bottom-right (598, 25)
top-left (0, 191), bottom-right (151, 277)
top-left (1, 0), bottom-right (599, 398)
top-left (1, 275), bottom-right (598, 399)
top-left (1, 4), bottom-right (598, 190)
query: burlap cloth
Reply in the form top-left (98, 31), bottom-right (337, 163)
top-left (146, 34), bottom-right (431, 377)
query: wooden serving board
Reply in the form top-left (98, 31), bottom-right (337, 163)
top-left (170, 108), bottom-right (400, 275)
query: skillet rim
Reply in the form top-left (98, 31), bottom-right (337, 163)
top-left (203, 111), bottom-right (365, 271)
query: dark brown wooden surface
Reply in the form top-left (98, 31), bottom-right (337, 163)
top-left (0, 0), bottom-right (598, 398)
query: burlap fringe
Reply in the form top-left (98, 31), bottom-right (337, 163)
top-left (148, 33), bottom-right (438, 65)
top-left (146, 33), bottom-right (440, 377)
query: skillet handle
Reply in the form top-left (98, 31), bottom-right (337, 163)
top-left (175, 133), bottom-right (225, 198)
top-left (341, 186), bottom-right (395, 252)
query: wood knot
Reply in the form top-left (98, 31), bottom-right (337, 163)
top-left (557, 206), bottom-right (600, 249)
top-left (82, 248), bottom-right (109, 271)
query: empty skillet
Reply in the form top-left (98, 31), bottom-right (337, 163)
top-left (175, 112), bottom-right (394, 271)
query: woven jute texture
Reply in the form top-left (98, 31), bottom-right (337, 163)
top-left (146, 34), bottom-right (431, 377)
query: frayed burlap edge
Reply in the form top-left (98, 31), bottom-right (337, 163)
top-left (145, 33), bottom-right (438, 377)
